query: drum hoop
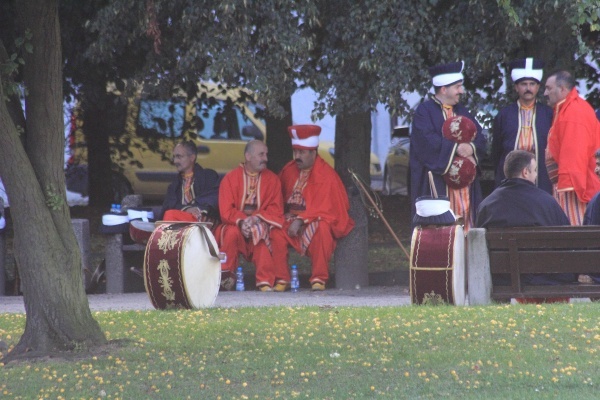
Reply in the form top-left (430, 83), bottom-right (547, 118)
top-left (143, 226), bottom-right (162, 308)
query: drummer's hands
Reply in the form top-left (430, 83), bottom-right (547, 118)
top-left (186, 206), bottom-right (203, 220)
top-left (241, 216), bottom-right (257, 239)
top-left (288, 218), bottom-right (303, 237)
top-left (284, 212), bottom-right (295, 221)
top-left (456, 143), bottom-right (474, 159)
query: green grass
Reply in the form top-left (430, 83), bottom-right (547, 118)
top-left (2, 303), bottom-right (600, 398)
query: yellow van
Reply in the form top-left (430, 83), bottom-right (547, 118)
top-left (69, 82), bottom-right (381, 202)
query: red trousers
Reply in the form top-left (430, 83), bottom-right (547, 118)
top-left (163, 209), bottom-right (197, 222)
top-left (272, 221), bottom-right (336, 285)
top-left (215, 224), bottom-right (290, 287)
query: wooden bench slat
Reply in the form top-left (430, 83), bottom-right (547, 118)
top-left (489, 250), bottom-right (600, 273)
top-left (493, 285), bottom-right (600, 299)
top-left (482, 227), bottom-right (600, 300)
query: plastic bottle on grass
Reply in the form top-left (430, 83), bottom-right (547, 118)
top-left (291, 265), bottom-right (299, 293)
top-left (235, 266), bottom-right (245, 291)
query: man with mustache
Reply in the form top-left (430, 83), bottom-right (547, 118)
top-left (161, 140), bottom-right (220, 223)
top-left (215, 140), bottom-right (290, 291)
top-left (544, 70), bottom-right (600, 225)
top-left (274, 125), bottom-right (354, 291)
top-left (410, 61), bottom-right (486, 231)
top-left (492, 58), bottom-right (553, 194)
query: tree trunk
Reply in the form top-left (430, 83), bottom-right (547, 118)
top-left (265, 97), bottom-right (293, 174)
top-left (0, 0), bottom-right (105, 362)
top-left (333, 111), bottom-right (370, 289)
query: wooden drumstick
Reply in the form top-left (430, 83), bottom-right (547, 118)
top-left (349, 169), bottom-right (410, 260)
top-left (428, 171), bottom-right (438, 198)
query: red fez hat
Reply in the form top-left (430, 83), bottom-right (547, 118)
top-left (442, 115), bottom-right (477, 143)
top-left (288, 125), bottom-right (321, 150)
top-left (443, 156), bottom-right (476, 189)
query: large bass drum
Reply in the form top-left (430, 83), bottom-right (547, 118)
top-left (409, 224), bottom-right (466, 306)
top-left (143, 223), bottom-right (221, 309)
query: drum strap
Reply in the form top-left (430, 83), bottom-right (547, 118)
top-left (164, 223), bottom-right (219, 259)
top-left (198, 225), bottom-right (219, 259)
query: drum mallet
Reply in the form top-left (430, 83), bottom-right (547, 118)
top-left (349, 169), bottom-right (410, 260)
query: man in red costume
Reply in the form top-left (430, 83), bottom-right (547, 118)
top-left (544, 70), bottom-right (600, 225)
top-left (274, 125), bottom-right (354, 291)
top-left (215, 140), bottom-right (290, 291)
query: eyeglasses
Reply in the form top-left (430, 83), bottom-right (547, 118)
top-left (172, 153), bottom-right (193, 160)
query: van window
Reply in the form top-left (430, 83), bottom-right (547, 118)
top-left (137, 99), bottom-right (186, 138)
top-left (136, 98), bottom-right (265, 141)
top-left (196, 100), bottom-right (265, 141)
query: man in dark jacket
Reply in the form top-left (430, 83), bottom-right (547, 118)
top-left (477, 150), bottom-right (575, 294)
top-left (477, 150), bottom-right (569, 228)
top-left (161, 140), bottom-right (220, 222)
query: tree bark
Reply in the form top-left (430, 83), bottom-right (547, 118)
top-left (333, 111), bottom-right (370, 289)
top-left (0, 0), bottom-right (105, 362)
top-left (265, 97), bottom-right (293, 174)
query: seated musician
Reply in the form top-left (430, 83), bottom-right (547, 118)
top-left (272, 125), bottom-right (354, 291)
top-left (215, 140), bottom-right (290, 292)
top-left (476, 150), bottom-right (576, 302)
top-left (160, 140), bottom-right (220, 224)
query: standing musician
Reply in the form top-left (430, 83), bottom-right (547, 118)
top-left (410, 61), bottom-right (486, 231)
top-left (492, 57), bottom-right (553, 193)
top-left (544, 70), bottom-right (600, 225)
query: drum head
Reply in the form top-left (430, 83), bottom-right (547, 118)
top-left (181, 226), bottom-right (221, 308)
top-left (452, 226), bottom-right (466, 306)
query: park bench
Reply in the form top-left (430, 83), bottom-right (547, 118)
top-left (467, 226), bottom-right (600, 305)
top-left (104, 232), bottom-right (147, 294)
top-left (102, 195), bottom-right (159, 294)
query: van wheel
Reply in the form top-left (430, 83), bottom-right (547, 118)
top-left (111, 173), bottom-right (133, 204)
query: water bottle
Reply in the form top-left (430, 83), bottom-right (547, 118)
top-left (116, 204), bottom-right (122, 214)
top-left (110, 203), bottom-right (117, 213)
top-left (235, 266), bottom-right (245, 291)
top-left (291, 265), bottom-right (299, 293)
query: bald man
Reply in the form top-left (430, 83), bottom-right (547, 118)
top-left (215, 140), bottom-right (290, 292)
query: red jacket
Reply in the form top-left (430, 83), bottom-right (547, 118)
top-left (279, 156), bottom-right (354, 239)
top-left (548, 88), bottom-right (600, 203)
top-left (219, 165), bottom-right (284, 228)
